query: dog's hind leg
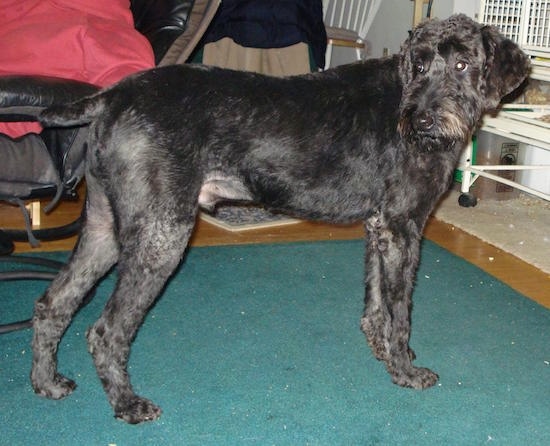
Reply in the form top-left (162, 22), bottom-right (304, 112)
top-left (85, 209), bottom-right (194, 424)
top-left (361, 213), bottom-right (438, 389)
top-left (31, 175), bottom-right (119, 399)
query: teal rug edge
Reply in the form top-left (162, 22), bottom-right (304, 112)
top-left (1, 239), bottom-right (549, 445)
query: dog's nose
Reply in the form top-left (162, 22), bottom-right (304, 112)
top-left (413, 112), bottom-right (435, 132)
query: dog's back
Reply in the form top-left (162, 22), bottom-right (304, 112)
top-left (39, 58), bottom-right (403, 130)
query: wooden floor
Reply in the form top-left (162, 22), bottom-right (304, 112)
top-left (2, 186), bottom-right (549, 309)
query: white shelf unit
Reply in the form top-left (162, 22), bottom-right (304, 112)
top-left (458, 0), bottom-right (550, 204)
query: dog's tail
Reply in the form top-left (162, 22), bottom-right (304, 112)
top-left (39, 92), bottom-right (107, 127)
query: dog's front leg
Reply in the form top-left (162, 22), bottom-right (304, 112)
top-left (361, 213), bottom-right (438, 389)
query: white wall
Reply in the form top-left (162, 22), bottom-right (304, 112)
top-left (430, 0), bottom-right (480, 20)
top-left (363, 0), bottom-right (414, 59)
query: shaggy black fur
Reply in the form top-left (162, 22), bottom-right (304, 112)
top-left (31, 15), bottom-right (529, 423)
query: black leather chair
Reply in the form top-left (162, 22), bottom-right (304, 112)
top-left (0, 0), bottom-right (220, 333)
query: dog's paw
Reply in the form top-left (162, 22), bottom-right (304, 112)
top-left (391, 366), bottom-right (439, 389)
top-left (32, 373), bottom-right (77, 399)
top-left (114, 396), bottom-right (162, 424)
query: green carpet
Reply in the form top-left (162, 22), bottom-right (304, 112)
top-left (1, 240), bottom-right (549, 445)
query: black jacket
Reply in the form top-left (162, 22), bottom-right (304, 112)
top-left (202, 0), bottom-right (327, 69)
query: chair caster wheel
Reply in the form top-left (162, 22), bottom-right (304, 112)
top-left (458, 193), bottom-right (477, 207)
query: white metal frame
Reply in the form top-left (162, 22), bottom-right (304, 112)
top-left (459, 1), bottom-right (550, 202)
top-left (459, 107), bottom-right (550, 202)
top-left (479, 0), bottom-right (550, 61)
top-left (322, 0), bottom-right (382, 69)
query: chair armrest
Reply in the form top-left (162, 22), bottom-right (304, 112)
top-left (0, 76), bottom-right (98, 121)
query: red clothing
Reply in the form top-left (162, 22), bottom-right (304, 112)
top-left (0, 0), bottom-right (155, 137)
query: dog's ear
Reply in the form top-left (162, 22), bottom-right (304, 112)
top-left (481, 25), bottom-right (530, 110)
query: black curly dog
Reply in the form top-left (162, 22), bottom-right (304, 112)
top-left (32, 15), bottom-right (529, 423)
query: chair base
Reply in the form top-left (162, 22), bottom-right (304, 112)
top-left (0, 216), bottom-right (84, 334)
top-left (0, 255), bottom-right (63, 334)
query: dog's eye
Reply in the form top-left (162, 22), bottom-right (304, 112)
top-left (414, 62), bottom-right (425, 74)
top-left (455, 60), bottom-right (468, 72)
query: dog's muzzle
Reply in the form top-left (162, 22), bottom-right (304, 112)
top-left (397, 106), bottom-right (435, 139)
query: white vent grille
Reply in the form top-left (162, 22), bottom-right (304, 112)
top-left (480, 0), bottom-right (523, 42)
top-left (525, 1), bottom-right (550, 50)
top-left (479, 0), bottom-right (550, 58)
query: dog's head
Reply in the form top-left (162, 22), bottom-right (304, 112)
top-left (397, 14), bottom-right (530, 151)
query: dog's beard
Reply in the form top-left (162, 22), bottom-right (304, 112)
top-left (402, 131), bottom-right (460, 153)
top-left (398, 108), bottom-right (472, 152)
